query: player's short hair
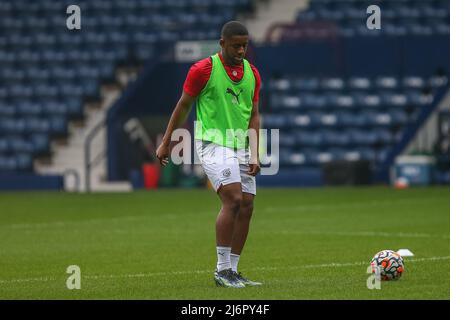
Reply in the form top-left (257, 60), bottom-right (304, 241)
top-left (221, 21), bottom-right (248, 39)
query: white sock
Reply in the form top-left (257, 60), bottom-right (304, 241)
top-left (230, 253), bottom-right (240, 272)
top-left (216, 246), bottom-right (231, 272)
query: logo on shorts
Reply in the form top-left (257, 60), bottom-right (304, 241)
top-left (222, 168), bottom-right (231, 178)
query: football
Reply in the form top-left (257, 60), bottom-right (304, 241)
top-left (370, 250), bottom-right (405, 281)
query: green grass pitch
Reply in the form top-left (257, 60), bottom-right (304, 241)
top-left (1, 186), bottom-right (449, 299)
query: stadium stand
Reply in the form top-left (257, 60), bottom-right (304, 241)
top-left (0, 0), bottom-right (255, 190)
top-left (1, 0), bottom-right (450, 190)
top-left (296, 0), bottom-right (450, 36)
top-left (262, 74), bottom-right (446, 169)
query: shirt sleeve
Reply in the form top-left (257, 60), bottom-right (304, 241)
top-left (182, 57), bottom-right (212, 98)
top-left (250, 64), bottom-right (262, 103)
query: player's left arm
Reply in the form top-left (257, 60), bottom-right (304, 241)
top-left (247, 101), bottom-right (260, 176)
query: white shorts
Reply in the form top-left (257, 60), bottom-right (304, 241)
top-left (195, 140), bottom-right (256, 195)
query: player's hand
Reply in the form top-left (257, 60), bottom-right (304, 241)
top-left (156, 143), bottom-right (170, 166)
top-left (248, 159), bottom-right (260, 176)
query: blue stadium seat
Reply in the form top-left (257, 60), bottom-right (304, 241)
top-left (342, 150), bottom-right (362, 161)
top-left (90, 0), bottom-right (114, 13)
top-left (262, 114), bottom-right (290, 129)
top-left (0, 118), bottom-right (26, 134)
top-left (107, 32), bottom-right (129, 46)
top-left (8, 33), bottom-right (33, 50)
top-left (296, 131), bottom-right (324, 147)
top-left (1, 68), bottom-right (26, 83)
top-left (58, 84), bottom-right (84, 98)
top-left (50, 117), bottom-right (68, 134)
top-left (402, 76), bottom-right (425, 89)
top-left (80, 79), bottom-right (100, 99)
top-left (333, 94), bottom-right (355, 109)
top-left (0, 2), bottom-right (13, 18)
top-left (280, 95), bottom-right (302, 109)
top-left (377, 147), bottom-right (392, 163)
top-left (26, 67), bottom-right (51, 83)
top-left (380, 92), bottom-right (408, 107)
top-left (319, 113), bottom-right (339, 127)
top-left (9, 137), bottom-right (34, 153)
top-left (17, 50), bottom-right (41, 66)
top-left (338, 112), bottom-right (368, 127)
top-left (321, 77), bottom-right (345, 90)
top-left (269, 94), bottom-right (282, 109)
top-left (0, 104), bottom-right (15, 117)
top-left (17, 101), bottom-right (42, 116)
top-left (0, 138), bottom-right (9, 152)
top-left (390, 110), bottom-right (409, 125)
top-left (1, 18), bottom-right (24, 34)
top-left (434, 23), bottom-right (450, 35)
top-left (8, 84), bottom-right (34, 99)
top-left (279, 149), bottom-right (305, 166)
top-left (24, 118), bottom-right (50, 134)
top-left (358, 148), bottom-right (376, 161)
top-left (348, 77), bottom-right (372, 91)
top-left (0, 155), bottom-right (17, 171)
top-left (353, 93), bottom-right (381, 108)
top-left (406, 91), bottom-right (433, 106)
top-left (50, 66), bottom-right (77, 81)
top-left (0, 51), bottom-right (17, 65)
top-left (25, 17), bottom-right (49, 33)
top-left (369, 112), bottom-right (392, 127)
top-left (15, 153), bottom-right (33, 171)
top-left (40, 50), bottom-right (67, 64)
top-left (317, 8), bottom-right (345, 21)
top-left (323, 130), bottom-right (351, 146)
top-left (375, 129), bottom-right (394, 144)
top-left (268, 78), bottom-right (290, 92)
top-left (33, 84), bottom-right (59, 100)
top-left (292, 78), bottom-right (320, 91)
top-left (97, 16), bottom-right (124, 32)
top-left (350, 129), bottom-right (378, 145)
top-left (290, 112), bottom-right (322, 128)
top-left (314, 151), bottom-right (334, 164)
top-left (65, 98), bottom-right (84, 117)
top-left (134, 44), bottom-right (156, 62)
top-left (278, 132), bottom-right (296, 147)
top-left (301, 94), bottom-right (327, 110)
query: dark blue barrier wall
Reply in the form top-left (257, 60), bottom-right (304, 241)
top-left (0, 174), bottom-right (63, 191)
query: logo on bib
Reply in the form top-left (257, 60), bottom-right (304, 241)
top-left (226, 88), bottom-right (243, 104)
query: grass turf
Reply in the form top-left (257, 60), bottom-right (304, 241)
top-left (0, 186), bottom-right (449, 299)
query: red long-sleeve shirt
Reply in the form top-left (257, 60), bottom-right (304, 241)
top-left (183, 52), bottom-right (261, 103)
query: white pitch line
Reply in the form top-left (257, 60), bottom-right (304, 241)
top-left (1, 256), bottom-right (449, 285)
top-left (263, 197), bottom-right (447, 213)
top-left (273, 230), bottom-right (450, 240)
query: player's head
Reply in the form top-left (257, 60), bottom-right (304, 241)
top-left (220, 21), bottom-right (249, 66)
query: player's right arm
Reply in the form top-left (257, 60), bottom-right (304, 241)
top-left (156, 91), bottom-right (196, 166)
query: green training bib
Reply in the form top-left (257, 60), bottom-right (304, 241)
top-left (194, 53), bottom-right (255, 149)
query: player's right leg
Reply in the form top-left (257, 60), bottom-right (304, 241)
top-left (214, 182), bottom-right (245, 288)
